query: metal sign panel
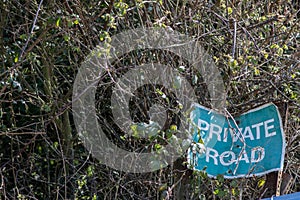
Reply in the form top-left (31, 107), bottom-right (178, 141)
top-left (188, 103), bottom-right (285, 178)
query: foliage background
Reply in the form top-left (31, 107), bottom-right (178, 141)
top-left (0, 0), bottom-right (299, 199)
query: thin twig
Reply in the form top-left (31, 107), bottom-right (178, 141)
top-left (19, 0), bottom-right (44, 60)
top-left (224, 108), bottom-right (247, 175)
top-left (232, 18), bottom-right (237, 59)
top-left (0, 132), bottom-right (46, 136)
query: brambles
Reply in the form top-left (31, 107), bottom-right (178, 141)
top-left (0, 0), bottom-right (299, 199)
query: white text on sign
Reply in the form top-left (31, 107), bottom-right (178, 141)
top-left (198, 118), bottom-right (277, 167)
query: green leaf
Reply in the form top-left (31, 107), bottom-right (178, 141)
top-left (130, 124), bottom-right (137, 132)
top-left (277, 48), bottom-right (283, 56)
top-left (87, 165), bottom-right (94, 177)
top-left (56, 17), bottom-right (61, 27)
top-left (178, 65), bottom-right (185, 72)
top-left (232, 188), bottom-right (237, 196)
top-left (291, 74), bottom-right (296, 79)
top-left (198, 137), bottom-right (204, 144)
top-left (63, 35), bottom-right (70, 41)
top-left (229, 59), bottom-right (238, 68)
top-left (155, 144), bottom-right (162, 150)
top-left (155, 88), bottom-right (164, 95)
top-left (67, 20), bottom-right (73, 27)
top-left (38, 146), bottom-right (42, 152)
top-left (257, 179), bottom-right (265, 188)
top-left (170, 125), bottom-right (177, 131)
top-left (227, 7), bottom-right (233, 15)
top-left (217, 190), bottom-right (226, 197)
top-left (14, 54), bottom-right (19, 63)
top-left (74, 19), bottom-right (79, 25)
top-left (120, 135), bottom-right (126, 140)
top-left (230, 180), bottom-right (238, 187)
top-left (213, 189), bottom-right (219, 195)
top-left (217, 174), bottom-right (224, 183)
top-left (20, 34), bottom-right (27, 40)
top-left (53, 141), bottom-right (59, 149)
top-left (264, 53), bottom-right (269, 59)
top-left (159, 183), bottom-right (168, 191)
top-left (254, 67), bottom-right (260, 75)
top-left (166, 131), bottom-right (173, 139)
top-left (270, 43), bottom-right (279, 49)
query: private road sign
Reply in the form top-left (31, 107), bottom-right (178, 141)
top-left (188, 103), bottom-right (285, 178)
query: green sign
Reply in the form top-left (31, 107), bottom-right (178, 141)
top-left (188, 103), bottom-right (285, 178)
